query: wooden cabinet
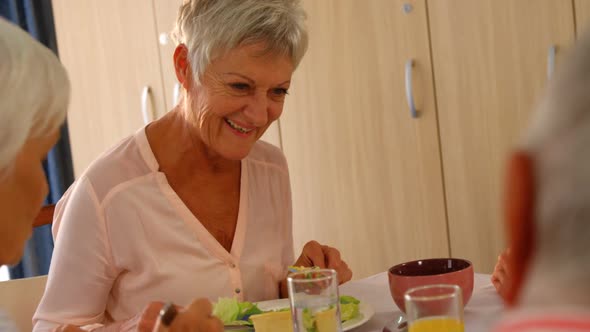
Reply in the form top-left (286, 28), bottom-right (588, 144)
top-left (282, 0), bottom-right (449, 279)
top-left (427, 0), bottom-right (575, 272)
top-left (576, 0), bottom-right (590, 35)
top-left (153, 0), bottom-right (182, 111)
top-left (52, 0), bottom-right (167, 177)
top-left (282, 0), bottom-right (582, 276)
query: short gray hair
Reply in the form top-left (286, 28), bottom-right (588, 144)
top-left (171, 0), bottom-right (308, 83)
top-left (0, 19), bottom-right (69, 173)
top-left (519, 29), bottom-right (590, 291)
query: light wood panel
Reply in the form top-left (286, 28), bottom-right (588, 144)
top-left (428, 0), bottom-right (576, 273)
top-left (53, 0), bottom-right (166, 177)
top-left (153, 0), bottom-right (182, 110)
top-left (576, 0), bottom-right (590, 35)
top-left (152, 0), bottom-right (283, 148)
top-left (282, 0), bottom-right (449, 279)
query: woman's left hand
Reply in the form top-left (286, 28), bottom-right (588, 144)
top-left (491, 248), bottom-right (511, 300)
top-left (293, 240), bottom-right (353, 284)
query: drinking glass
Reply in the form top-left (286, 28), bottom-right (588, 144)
top-left (404, 284), bottom-right (464, 332)
top-left (287, 269), bottom-right (342, 332)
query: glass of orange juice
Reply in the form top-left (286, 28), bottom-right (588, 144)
top-left (404, 284), bottom-right (464, 332)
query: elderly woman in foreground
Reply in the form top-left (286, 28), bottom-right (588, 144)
top-left (0, 17), bottom-right (68, 331)
top-left (34, 1), bottom-right (352, 331)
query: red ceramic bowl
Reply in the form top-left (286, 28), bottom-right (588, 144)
top-left (387, 258), bottom-right (474, 313)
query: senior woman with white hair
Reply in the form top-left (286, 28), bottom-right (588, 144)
top-left (34, 1), bottom-right (352, 331)
top-left (491, 30), bottom-right (590, 331)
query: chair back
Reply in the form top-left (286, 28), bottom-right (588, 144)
top-left (0, 205), bottom-right (55, 330)
top-left (0, 275), bottom-right (48, 331)
top-left (33, 204), bottom-right (55, 228)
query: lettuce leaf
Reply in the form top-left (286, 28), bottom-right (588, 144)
top-left (214, 295), bottom-right (361, 326)
top-left (340, 295), bottom-right (360, 321)
top-left (213, 297), bottom-right (263, 324)
top-left (238, 301), bottom-right (263, 320)
top-left (212, 298), bottom-right (240, 323)
top-left (340, 295), bottom-right (360, 305)
top-left (340, 303), bottom-right (360, 322)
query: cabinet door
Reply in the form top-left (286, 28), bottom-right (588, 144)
top-left (152, 0), bottom-right (283, 148)
top-left (53, 0), bottom-right (166, 177)
top-left (281, 0), bottom-right (449, 278)
top-left (576, 0), bottom-right (590, 35)
top-left (428, 0), bottom-right (575, 272)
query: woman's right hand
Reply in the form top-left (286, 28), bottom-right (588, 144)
top-left (153, 299), bottom-right (223, 332)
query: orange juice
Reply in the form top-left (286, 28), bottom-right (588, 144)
top-left (408, 316), bottom-right (464, 332)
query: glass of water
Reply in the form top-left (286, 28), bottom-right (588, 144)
top-left (287, 268), bottom-right (342, 332)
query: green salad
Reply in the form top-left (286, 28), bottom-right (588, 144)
top-left (212, 295), bottom-right (361, 326)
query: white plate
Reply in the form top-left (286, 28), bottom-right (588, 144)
top-left (255, 298), bottom-right (375, 331)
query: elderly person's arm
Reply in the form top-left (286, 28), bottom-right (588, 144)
top-left (33, 177), bottom-right (222, 332)
top-left (32, 179), bottom-right (171, 332)
top-left (32, 177), bottom-right (122, 331)
top-left (55, 301), bottom-right (223, 332)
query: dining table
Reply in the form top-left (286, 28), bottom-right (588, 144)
top-left (339, 272), bottom-right (505, 332)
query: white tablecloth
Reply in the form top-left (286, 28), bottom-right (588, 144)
top-left (339, 272), bottom-right (505, 331)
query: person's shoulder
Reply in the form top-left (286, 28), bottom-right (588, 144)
top-left (492, 307), bottom-right (590, 332)
top-left (246, 140), bottom-right (288, 172)
top-left (74, 131), bottom-right (155, 202)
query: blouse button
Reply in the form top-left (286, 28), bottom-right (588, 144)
top-left (235, 288), bottom-right (241, 294)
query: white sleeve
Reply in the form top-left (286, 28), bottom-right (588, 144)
top-left (33, 177), bottom-right (120, 331)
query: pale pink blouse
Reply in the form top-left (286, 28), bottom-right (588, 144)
top-left (33, 128), bottom-right (294, 331)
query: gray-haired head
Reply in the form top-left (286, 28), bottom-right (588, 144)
top-left (0, 18), bottom-right (69, 174)
top-left (171, 0), bottom-right (308, 84)
top-left (518, 29), bottom-right (590, 302)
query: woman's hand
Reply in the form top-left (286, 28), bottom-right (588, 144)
top-left (52, 302), bottom-right (166, 332)
top-left (294, 240), bottom-right (353, 284)
top-left (155, 299), bottom-right (223, 332)
top-left (491, 248), bottom-right (511, 300)
top-left (54, 300), bottom-right (222, 332)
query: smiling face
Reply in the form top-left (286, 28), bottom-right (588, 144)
top-left (0, 131), bottom-right (58, 265)
top-left (179, 42), bottom-right (294, 160)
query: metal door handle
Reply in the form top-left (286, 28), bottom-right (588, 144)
top-left (405, 59), bottom-right (418, 118)
top-left (141, 86), bottom-right (154, 124)
top-left (548, 45), bottom-right (556, 79)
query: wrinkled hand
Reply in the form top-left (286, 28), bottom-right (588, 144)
top-left (491, 248), bottom-right (511, 300)
top-left (154, 299), bottom-right (223, 332)
top-left (294, 240), bottom-right (353, 284)
top-left (132, 301), bottom-right (167, 332)
top-left (53, 302), bottom-right (165, 332)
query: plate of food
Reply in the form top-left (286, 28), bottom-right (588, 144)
top-left (213, 295), bottom-right (374, 331)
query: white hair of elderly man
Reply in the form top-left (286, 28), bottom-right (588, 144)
top-left (518, 28), bottom-right (590, 307)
